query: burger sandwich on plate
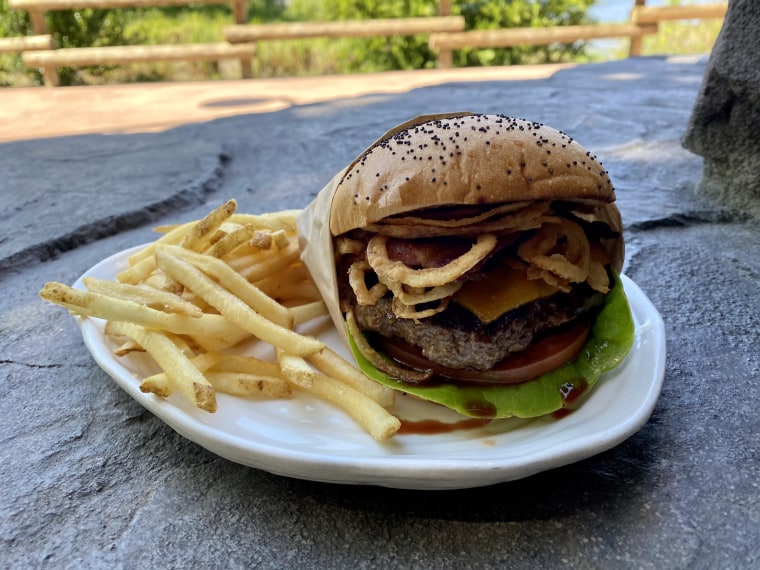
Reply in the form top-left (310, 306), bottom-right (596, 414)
top-left (299, 113), bottom-right (635, 420)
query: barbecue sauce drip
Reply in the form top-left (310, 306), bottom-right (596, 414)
top-left (553, 378), bottom-right (589, 418)
top-left (398, 417), bottom-right (491, 435)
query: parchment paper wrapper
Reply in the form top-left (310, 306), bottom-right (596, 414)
top-left (296, 161), bottom-right (350, 347)
top-left (297, 113), bottom-right (473, 350)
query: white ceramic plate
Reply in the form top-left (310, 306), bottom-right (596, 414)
top-left (75, 245), bottom-right (666, 490)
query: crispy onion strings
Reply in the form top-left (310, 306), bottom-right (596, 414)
top-left (336, 236), bottom-right (366, 255)
top-left (587, 243), bottom-right (611, 293)
top-left (367, 233), bottom-right (498, 289)
top-left (348, 260), bottom-right (388, 305)
top-left (392, 295), bottom-right (451, 320)
top-left (518, 219), bottom-right (589, 285)
top-left (388, 281), bottom-right (462, 307)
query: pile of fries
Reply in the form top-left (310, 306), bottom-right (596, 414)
top-left (40, 199), bottom-right (400, 440)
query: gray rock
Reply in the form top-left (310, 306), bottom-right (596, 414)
top-left (683, 0), bottom-right (760, 219)
top-left (2, 57), bottom-right (759, 569)
top-left (0, 134), bottom-right (228, 273)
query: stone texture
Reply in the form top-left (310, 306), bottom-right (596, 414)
top-left (0, 134), bottom-right (228, 272)
top-left (2, 57), bottom-right (759, 569)
top-left (682, 0), bottom-right (760, 219)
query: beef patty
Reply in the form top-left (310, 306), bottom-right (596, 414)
top-left (347, 284), bottom-right (603, 370)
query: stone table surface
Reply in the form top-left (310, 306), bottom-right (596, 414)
top-left (2, 56), bottom-right (758, 569)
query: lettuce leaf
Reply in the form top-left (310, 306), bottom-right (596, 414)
top-left (347, 272), bottom-right (635, 419)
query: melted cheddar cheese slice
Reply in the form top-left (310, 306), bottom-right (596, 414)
top-left (453, 264), bottom-right (559, 323)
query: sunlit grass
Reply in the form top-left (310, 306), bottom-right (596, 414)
top-left (641, 17), bottom-right (723, 55)
top-left (594, 17), bottom-right (723, 61)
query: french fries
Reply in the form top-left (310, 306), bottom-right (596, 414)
top-left (82, 277), bottom-right (203, 317)
top-left (40, 199), bottom-right (400, 440)
top-left (306, 373), bottom-right (400, 441)
top-left (154, 250), bottom-right (322, 356)
top-left (106, 320), bottom-right (217, 412)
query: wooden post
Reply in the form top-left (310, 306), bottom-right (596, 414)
top-left (28, 8), bottom-right (60, 86)
top-left (231, 0), bottom-right (252, 78)
top-left (437, 0), bottom-right (453, 68)
top-left (629, 0), bottom-right (647, 57)
top-left (27, 8), bottom-right (49, 33)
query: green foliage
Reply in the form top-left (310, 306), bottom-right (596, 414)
top-left (0, 0), bottom-right (31, 36)
top-left (454, 0), bottom-right (595, 66)
top-left (49, 9), bottom-right (128, 84)
top-left (277, 0), bottom-right (596, 74)
top-left (282, 0), bottom-right (440, 72)
top-left (0, 0), bottom-right (38, 85)
top-left (0, 0), bottom-right (130, 85)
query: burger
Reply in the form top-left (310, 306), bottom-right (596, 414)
top-left (304, 113), bottom-right (634, 419)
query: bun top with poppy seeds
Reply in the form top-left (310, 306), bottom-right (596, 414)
top-left (329, 113), bottom-right (616, 236)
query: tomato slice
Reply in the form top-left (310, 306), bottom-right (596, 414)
top-left (378, 318), bottom-right (592, 385)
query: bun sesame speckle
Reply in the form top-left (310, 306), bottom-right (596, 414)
top-left (330, 113), bottom-right (615, 236)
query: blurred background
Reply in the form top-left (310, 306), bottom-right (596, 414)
top-left (0, 0), bottom-right (725, 87)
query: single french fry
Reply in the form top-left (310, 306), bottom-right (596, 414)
top-left (159, 245), bottom-right (293, 329)
top-left (151, 223), bottom-right (181, 234)
top-left (233, 226), bottom-right (294, 253)
top-left (226, 248), bottom-right (275, 272)
top-left (253, 262), bottom-right (309, 293)
top-left (304, 372), bottom-right (400, 441)
top-left (107, 321), bottom-right (217, 412)
top-left (206, 372), bottom-right (292, 399)
top-left (83, 277), bottom-right (203, 317)
top-left (113, 339), bottom-right (144, 357)
top-left (220, 221), bottom-right (244, 232)
top-left (155, 251), bottom-right (322, 356)
top-left (290, 300), bottom-right (328, 326)
top-left (207, 353), bottom-right (284, 379)
top-left (181, 332), bottom-right (242, 353)
top-left (117, 255), bottom-right (157, 284)
top-left (256, 276), bottom-right (321, 303)
top-left (270, 229), bottom-right (291, 250)
top-left (169, 334), bottom-right (197, 358)
top-left (237, 240), bottom-right (301, 281)
top-left (276, 347), bottom-right (315, 389)
top-left (249, 230), bottom-right (274, 251)
top-left (308, 347), bottom-right (395, 408)
top-left (205, 223), bottom-right (259, 258)
top-left (229, 210), bottom-right (299, 232)
top-left (42, 282), bottom-right (248, 351)
top-left (141, 352), bottom-right (222, 397)
top-left (181, 199), bottom-right (237, 252)
top-left (141, 271), bottom-right (183, 295)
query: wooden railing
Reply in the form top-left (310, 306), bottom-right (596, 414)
top-left (3, 0), bottom-right (728, 87)
top-left (0, 34), bottom-right (53, 52)
top-left (431, 1), bottom-right (727, 63)
top-left (7, 0), bottom-right (252, 86)
top-left (627, 1), bottom-right (727, 56)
